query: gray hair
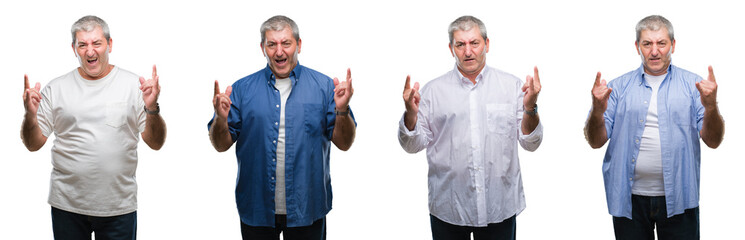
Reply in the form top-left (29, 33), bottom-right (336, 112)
top-left (635, 15), bottom-right (674, 43)
top-left (71, 15), bottom-right (110, 45)
top-left (260, 15), bottom-right (300, 45)
top-left (448, 16), bottom-right (487, 45)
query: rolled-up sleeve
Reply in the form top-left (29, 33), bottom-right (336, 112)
top-left (398, 112), bottom-right (432, 154)
top-left (518, 120), bottom-right (542, 151)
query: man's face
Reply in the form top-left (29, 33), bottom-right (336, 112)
top-left (636, 27), bottom-right (675, 76)
top-left (73, 26), bottom-right (112, 80)
top-left (450, 26), bottom-right (489, 77)
top-left (262, 27), bottom-right (301, 79)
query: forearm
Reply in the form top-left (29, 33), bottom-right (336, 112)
top-left (700, 106), bottom-right (724, 148)
top-left (332, 114), bottom-right (356, 151)
top-left (21, 113), bottom-right (47, 151)
top-left (209, 116), bottom-right (233, 152)
top-left (142, 113), bottom-right (167, 150)
top-left (521, 112), bottom-right (539, 135)
top-left (584, 109), bottom-right (608, 148)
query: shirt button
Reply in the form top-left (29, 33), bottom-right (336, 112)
top-left (275, 122), bottom-right (278, 125)
top-left (273, 140), bottom-right (277, 144)
top-left (273, 158), bottom-right (276, 162)
top-left (629, 177), bottom-right (633, 181)
top-left (639, 119), bottom-right (643, 123)
top-left (276, 104), bottom-right (280, 108)
top-left (271, 177), bottom-right (275, 180)
top-left (635, 139), bottom-right (639, 144)
top-left (632, 158), bottom-right (635, 162)
top-left (644, 101), bottom-right (648, 104)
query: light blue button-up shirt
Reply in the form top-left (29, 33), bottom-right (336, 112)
top-left (600, 64), bottom-right (705, 219)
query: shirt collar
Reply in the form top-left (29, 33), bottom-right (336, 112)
top-left (265, 62), bottom-right (302, 86)
top-left (454, 64), bottom-right (487, 85)
top-left (636, 63), bottom-right (673, 86)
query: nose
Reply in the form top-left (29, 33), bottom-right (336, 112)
top-left (464, 44), bottom-right (473, 57)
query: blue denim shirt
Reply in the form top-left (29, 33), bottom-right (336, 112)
top-left (208, 64), bottom-right (355, 227)
top-left (601, 64), bottom-right (705, 219)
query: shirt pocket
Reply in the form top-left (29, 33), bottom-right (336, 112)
top-left (105, 102), bottom-right (127, 128)
top-left (669, 96), bottom-right (693, 126)
top-left (303, 103), bottom-right (324, 136)
top-left (486, 103), bottom-right (515, 135)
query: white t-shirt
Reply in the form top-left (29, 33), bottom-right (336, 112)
top-left (274, 77), bottom-right (292, 215)
top-left (632, 73), bottom-right (666, 196)
top-left (37, 66), bottom-right (147, 217)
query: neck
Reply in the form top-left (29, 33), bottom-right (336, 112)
top-left (458, 66), bottom-right (483, 84)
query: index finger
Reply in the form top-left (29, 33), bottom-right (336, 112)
top-left (152, 65), bottom-right (158, 79)
top-left (594, 72), bottom-right (602, 86)
top-left (404, 75), bottom-right (411, 90)
top-left (707, 65), bottom-right (715, 83)
top-left (347, 68), bottom-right (353, 88)
top-left (533, 66), bottom-right (540, 83)
top-left (214, 80), bottom-right (220, 96)
top-left (24, 74), bottom-right (29, 90)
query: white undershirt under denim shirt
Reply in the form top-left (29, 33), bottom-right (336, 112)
top-left (399, 65), bottom-right (543, 227)
top-left (597, 64), bottom-right (707, 219)
top-left (274, 77), bottom-right (292, 215)
top-left (632, 73), bottom-right (666, 196)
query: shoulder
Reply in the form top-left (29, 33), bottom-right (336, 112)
top-left (669, 65), bottom-right (702, 83)
top-left (45, 70), bottom-right (76, 88)
top-left (608, 68), bottom-right (641, 89)
top-left (486, 66), bottom-right (521, 84)
top-left (297, 65), bottom-right (333, 83)
top-left (421, 69), bottom-right (457, 93)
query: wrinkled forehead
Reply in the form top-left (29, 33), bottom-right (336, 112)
top-left (75, 26), bottom-right (107, 43)
top-left (452, 27), bottom-right (484, 43)
top-left (263, 28), bottom-right (294, 43)
top-left (639, 27), bottom-right (671, 42)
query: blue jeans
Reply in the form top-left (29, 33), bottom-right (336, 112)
top-left (51, 207), bottom-right (137, 240)
top-left (430, 214), bottom-right (516, 240)
top-left (613, 195), bottom-right (699, 240)
top-left (240, 215), bottom-right (326, 240)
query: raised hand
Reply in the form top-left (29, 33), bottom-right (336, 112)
top-left (695, 66), bottom-right (718, 108)
top-left (139, 65), bottom-right (161, 110)
top-left (522, 66), bottom-right (542, 111)
top-left (592, 72), bottom-right (612, 112)
top-left (23, 74), bottom-right (42, 115)
top-left (333, 68), bottom-right (354, 110)
top-left (403, 75), bottom-right (420, 130)
top-left (213, 80), bottom-right (232, 120)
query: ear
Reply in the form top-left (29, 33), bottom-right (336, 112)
top-left (72, 43), bottom-right (77, 57)
top-left (671, 39), bottom-right (676, 54)
top-left (635, 41), bottom-right (640, 55)
top-left (296, 38), bottom-right (302, 54)
top-left (449, 43), bottom-right (454, 57)
top-left (485, 37), bottom-right (490, 53)
top-left (108, 38), bottom-right (113, 53)
top-left (260, 42), bottom-right (266, 57)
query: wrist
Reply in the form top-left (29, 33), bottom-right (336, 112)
top-left (335, 106), bottom-right (350, 116)
top-left (144, 103), bottom-right (160, 115)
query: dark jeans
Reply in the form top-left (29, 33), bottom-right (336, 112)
top-left (430, 214), bottom-right (516, 240)
top-left (240, 215), bottom-right (326, 240)
top-left (51, 207), bottom-right (137, 240)
top-left (613, 195), bottom-right (699, 240)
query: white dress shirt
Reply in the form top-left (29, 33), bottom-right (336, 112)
top-left (399, 65), bottom-right (543, 227)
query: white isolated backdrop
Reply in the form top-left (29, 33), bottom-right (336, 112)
top-left (1, 0), bottom-right (742, 239)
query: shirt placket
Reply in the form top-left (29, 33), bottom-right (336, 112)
top-left (468, 82), bottom-right (487, 225)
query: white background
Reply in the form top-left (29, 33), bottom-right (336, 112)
top-left (1, 0), bottom-right (742, 239)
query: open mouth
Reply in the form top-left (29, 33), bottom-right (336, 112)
top-left (86, 57), bottom-right (98, 65)
top-left (274, 58), bottom-right (288, 65)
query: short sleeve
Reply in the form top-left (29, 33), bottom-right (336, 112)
top-left (37, 86), bottom-right (54, 137)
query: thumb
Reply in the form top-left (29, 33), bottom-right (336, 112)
top-left (413, 82), bottom-right (420, 91)
top-left (139, 77), bottom-right (146, 86)
top-left (333, 77), bottom-right (340, 87)
top-left (35, 82), bottom-right (41, 91)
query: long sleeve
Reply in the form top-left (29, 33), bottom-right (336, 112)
top-left (398, 112), bottom-right (432, 154)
